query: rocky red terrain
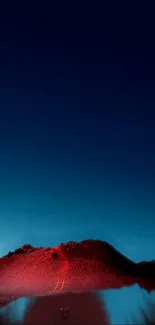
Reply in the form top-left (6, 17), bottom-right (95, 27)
top-left (0, 239), bottom-right (154, 308)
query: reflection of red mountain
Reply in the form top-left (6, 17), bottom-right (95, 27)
top-left (23, 293), bottom-right (109, 325)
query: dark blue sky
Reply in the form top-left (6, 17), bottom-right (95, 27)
top-left (0, 3), bottom-right (155, 324)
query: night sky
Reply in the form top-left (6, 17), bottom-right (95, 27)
top-left (0, 3), bottom-right (155, 324)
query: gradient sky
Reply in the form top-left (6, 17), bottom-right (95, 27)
top-left (0, 3), bottom-right (155, 324)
